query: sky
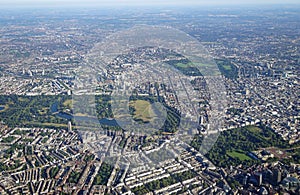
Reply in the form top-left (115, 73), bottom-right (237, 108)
top-left (1, 0), bottom-right (300, 7)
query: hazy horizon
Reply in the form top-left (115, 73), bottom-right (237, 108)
top-left (1, 0), bottom-right (300, 8)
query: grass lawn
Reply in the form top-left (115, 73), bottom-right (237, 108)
top-left (63, 99), bottom-right (73, 108)
top-left (175, 62), bottom-right (191, 68)
top-left (25, 122), bottom-right (68, 128)
top-left (175, 62), bottom-right (210, 68)
top-left (222, 65), bottom-right (232, 70)
top-left (129, 100), bottom-right (155, 123)
top-left (245, 125), bottom-right (262, 133)
top-left (227, 151), bottom-right (252, 161)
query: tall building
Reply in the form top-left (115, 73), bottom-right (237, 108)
top-left (274, 169), bottom-right (282, 185)
top-left (68, 121), bottom-right (72, 132)
top-left (255, 173), bottom-right (263, 186)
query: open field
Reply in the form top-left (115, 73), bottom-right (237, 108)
top-left (25, 122), bottom-right (68, 128)
top-left (63, 99), bottom-right (73, 109)
top-left (129, 100), bottom-right (155, 123)
top-left (175, 62), bottom-right (210, 68)
top-left (244, 125), bottom-right (262, 133)
top-left (227, 151), bottom-right (252, 161)
top-left (222, 65), bottom-right (232, 70)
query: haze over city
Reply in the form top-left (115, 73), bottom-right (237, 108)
top-left (0, 0), bottom-right (299, 195)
